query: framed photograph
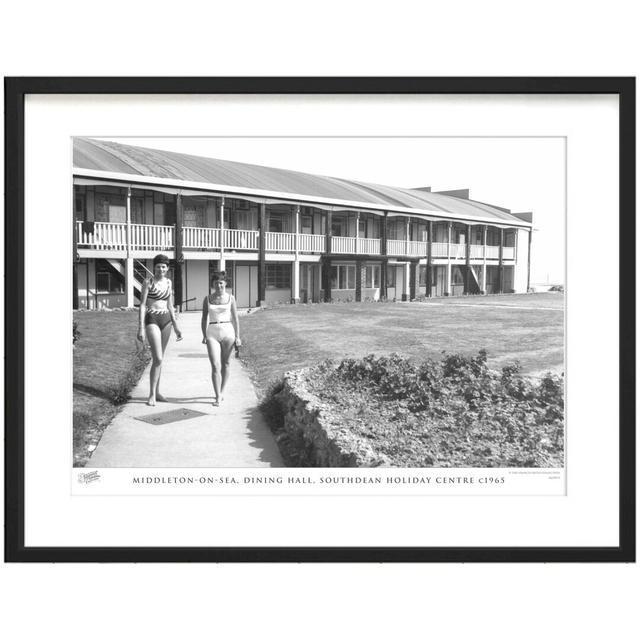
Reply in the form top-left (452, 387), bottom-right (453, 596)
top-left (5, 77), bottom-right (635, 562)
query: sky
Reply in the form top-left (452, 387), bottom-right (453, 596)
top-left (102, 136), bottom-right (566, 284)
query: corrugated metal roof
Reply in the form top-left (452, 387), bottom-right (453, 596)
top-left (73, 138), bottom-right (526, 224)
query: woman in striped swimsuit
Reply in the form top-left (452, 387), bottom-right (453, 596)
top-left (137, 254), bottom-right (182, 406)
top-left (201, 271), bottom-right (241, 406)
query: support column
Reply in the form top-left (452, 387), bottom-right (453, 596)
top-left (258, 203), bottom-right (266, 306)
top-left (482, 225), bottom-right (487, 294)
top-left (402, 262), bottom-right (410, 301)
top-left (125, 186), bottom-right (135, 307)
top-left (355, 210), bottom-right (360, 255)
top-left (498, 227), bottom-right (504, 294)
top-left (426, 220), bottom-right (433, 297)
top-left (322, 257), bottom-right (332, 302)
top-left (527, 227), bottom-right (532, 292)
top-left (405, 217), bottom-right (410, 256)
top-left (355, 259), bottom-right (363, 302)
top-left (325, 209), bottom-right (333, 256)
top-left (446, 221), bottom-right (452, 296)
top-left (382, 212), bottom-right (388, 257)
top-left (219, 197), bottom-right (226, 271)
top-left (409, 260), bottom-right (418, 301)
top-left (292, 205), bottom-right (300, 303)
top-left (73, 204), bottom-right (79, 310)
top-left (174, 192), bottom-right (184, 310)
top-left (464, 223), bottom-right (471, 295)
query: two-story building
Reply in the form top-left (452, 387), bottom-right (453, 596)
top-left (73, 138), bottom-right (533, 310)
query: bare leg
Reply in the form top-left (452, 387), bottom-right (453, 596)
top-left (206, 338), bottom-right (222, 405)
top-left (145, 324), bottom-right (163, 406)
top-left (219, 335), bottom-right (236, 401)
top-left (155, 322), bottom-right (172, 401)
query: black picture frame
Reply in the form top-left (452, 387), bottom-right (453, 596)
top-left (4, 77), bottom-right (635, 563)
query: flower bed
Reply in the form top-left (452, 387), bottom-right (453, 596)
top-left (271, 351), bottom-right (564, 468)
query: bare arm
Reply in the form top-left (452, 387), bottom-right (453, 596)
top-left (230, 295), bottom-right (241, 346)
top-left (167, 279), bottom-right (182, 340)
top-left (201, 296), bottom-right (209, 344)
top-left (137, 279), bottom-right (149, 341)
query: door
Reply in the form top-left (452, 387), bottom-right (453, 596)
top-left (300, 264), bottom-right (319, 303)
top-left (235, 265), bottom-right (258, 307)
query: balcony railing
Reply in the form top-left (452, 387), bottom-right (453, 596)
top-left (223, 228), bottom-right (260, 250)
top-left (431, 242), bottom-right (448, 258)
top-left (299, 234), bottom-right (326, 253)
top-left (332, 236), bottom-right (356, 254)
top-left (183, 226), bottom-right (220, 249)
top-left (356, 237), bottom-right (381, 254)
top-left (76, 221), bottom-right (127, 251)
top-left (266, 232), bottom-right (295, 252)
top-left (77, 222), bottom-right (518, 260)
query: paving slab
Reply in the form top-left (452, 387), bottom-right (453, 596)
top-left (88, 311), bottom-right (283, 468)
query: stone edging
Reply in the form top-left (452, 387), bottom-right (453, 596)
top-left (275, 369), bottom-right (390, 467)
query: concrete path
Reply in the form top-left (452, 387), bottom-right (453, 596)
top-left (88, 312), bottom-right (283, 468)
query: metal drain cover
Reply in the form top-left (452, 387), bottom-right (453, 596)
top-left (136, 408), bottom-right (208, 425)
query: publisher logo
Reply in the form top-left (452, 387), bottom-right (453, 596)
top-left (78, 470), bottom-right (101, 484)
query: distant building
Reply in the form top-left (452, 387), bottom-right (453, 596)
top-left (73, 138), bottom-right (533, 309)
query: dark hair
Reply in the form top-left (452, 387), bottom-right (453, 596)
top-left (153, 254), bottom-right (170, 266)
top-left (211, 271), bottom-right (227, 284)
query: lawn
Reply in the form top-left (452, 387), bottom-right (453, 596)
top-left (240, 293), bottom-right (564, 397)
top-left (73, 310), bottom-right (150, 466)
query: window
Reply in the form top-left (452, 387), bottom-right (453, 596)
top-left (183, 202), bottom-right (205, 228)
top-left (74, 195), bottom-right (85, 222)
top-left (266, 264), bottom-right (291, 289)
top-left (330, 265), bottom-right (356, 290)
top-left (386, 265), bottom-right (396, 287)
top-left (131, 198), bottom-right (144, 224)
top-left (419, 266), bottom-right (427, 287)
top-left (95, 261), bottom-right (123, 293)
top-left (95, 191), bottom-right (126, 223)
top-left (358, 219), bottom-right (366, 236)
top-left (301, 215), bottom-right (313, 234)
top-left (364, 265), bottom-right (380, 288)
top-left (332, 215), bottom-right (347, 236)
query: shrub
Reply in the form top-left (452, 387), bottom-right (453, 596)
top-left (304, 351), bottom-right (564, 467)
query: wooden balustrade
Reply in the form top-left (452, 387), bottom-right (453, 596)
top-left (356, 237), bottom-right (382, 254)
top-left (299, 234), bottom-right (326, 253)
top-left (77, 222), bottom-right (517, 260)
top-left (332, 236), bottom-right (357, 254)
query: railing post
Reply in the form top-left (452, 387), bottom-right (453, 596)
top-left (498, 227), bottom-right (504, 293)
top-left (465, 223), bottom-right (471, 294)
top-left (426, 220), bottom-right (433, 297)
top-left (405, 217), bottom-right (410, 256)
top-left (258, 203), bottom-right (266, 306)
top-left (382, 212), bottom-right (388, 258)
top-left (124, 187), bottom-right (135, 308)
top-left (446, 221), bottom-right (452, 296)
top-left (218, 197), bottom-right (226, 271)
top-left (292, 205), bottom-right (300, 303)
top-left (481, 225), bottom-right (487, 294)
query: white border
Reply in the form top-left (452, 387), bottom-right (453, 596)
top-left (24, 93), bottom-right (618, 547)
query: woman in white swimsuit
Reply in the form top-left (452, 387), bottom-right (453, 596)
top-left (201, 271), bottom-right (241, 406)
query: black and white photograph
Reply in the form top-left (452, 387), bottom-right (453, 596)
top-left (72, 135), bottom-right (564, 478)
top-left (6, 78), bottom-right (632, 560)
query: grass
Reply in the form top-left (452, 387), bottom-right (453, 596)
top-left (73, 310), bottom-right (150, 466)
top-left (239, 292), bottom-right (564, 398)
